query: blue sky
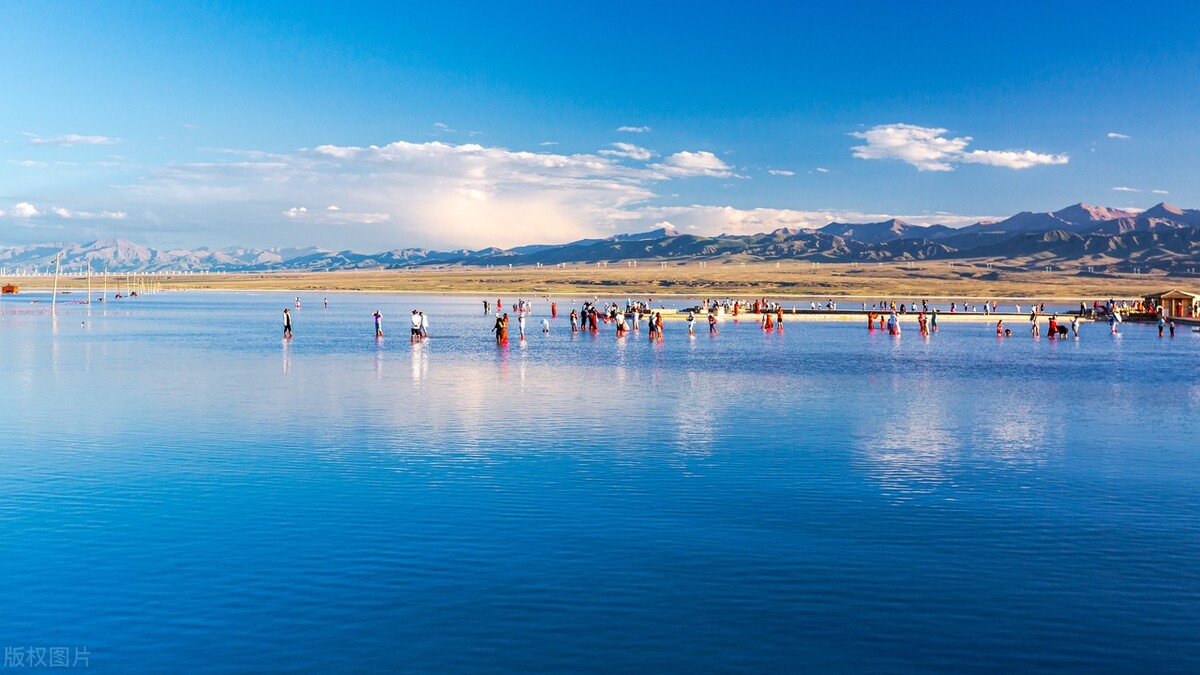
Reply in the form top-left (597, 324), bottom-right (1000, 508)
top-left (2, 0), bottom-right (1198, 249)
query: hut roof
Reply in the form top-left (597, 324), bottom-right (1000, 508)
top-left (1144, 289), bottom-right (1199, 301)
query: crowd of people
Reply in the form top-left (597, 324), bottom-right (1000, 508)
top-left (279, 295), bottom-right (1188, 344)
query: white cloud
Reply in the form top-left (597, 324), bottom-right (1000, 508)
top-left (26, 133), bottom-right (120, 146)
top-left (850, 123), bottom-right (1068, 171)
top-left (132, 141), bottom-right (665, 247)
top-left (281, 204), bottom-right (387, 224)
top-left (652, 151), bottom-right (734, 177)
top-left (623, 205), bottom-right (994, 236)
top-left (37, 137), bottom-right (997, 248)
top-left (1152, 189), bottom-right (1169, 195)
top-left (1107, 132), bottom-right (1130, 139)
top-left (115, 140), bottom-right (756, 247)
top-left (10, 202), bottom-right (41, 218)
top-left (9, 160), bottom-right (49, 168)
top-left (599, 142), bottom-right (655, 161)
top-left (538, 141), bottom-right (559, 146)
top-left (433, 122), bottom-right (453, 132)
top-left (815, 167), bottom-right (830, 173)
top-left (0, 202), bottom-right (123, 220)
top-left (616, 126), bottom-right (650, 133)
top-left (49, 206), bottom-right (127, 219)
top-left (959, 149), bottom-right (1070, 170)
top-left (1112, 186), bottom-right (1140, 192)
top-left (767, 169), bottom-right (795, 176)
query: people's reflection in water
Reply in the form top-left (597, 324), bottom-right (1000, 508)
top-left (281, 338), bottom-right (291, 374)
top-left (374, 341), bottom-right (384, 380)
top-left (410, 342), bottom-right (429, 384)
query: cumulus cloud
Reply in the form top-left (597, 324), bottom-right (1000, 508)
top-left (599, 142), bottom-right (655, 161)
top-left (1112, 186), bottom-right (1140, 192)
top-left (621, 205), bottom-right (994, 236)
top-left (959, 150), bottom-right (1071, 170)
top-left (130, 141), bottom-right (670, 247)
top-left (0, 202), bottom-right (124, 220)
top-left (110, 139), bottom-right (762, 247)
top-left (652, 151), bottom-right (734, 177)
top-left (850, 123), bottom-right (1068, 171)
top-left (49, 206), bottom-right (127, 219)
top-left (1107, 132), bottom-right (1130, 139)
top-left (616, 126), bottom-right (650, 133)
top-left (22, 136), bottom-right (1000, 248)
top-left (767, 169), bottom-right (795, 176)
top-left (10, 202), bottom-right (40, 218)
top-left (26, 133), bottom-right (120, 146)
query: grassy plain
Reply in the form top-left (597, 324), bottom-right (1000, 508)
top-left (4, 260), bottom-right (1183, 299)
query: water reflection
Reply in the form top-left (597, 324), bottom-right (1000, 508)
top-left (852, 374), bottom-right (959, 501)
top-left (410, 342), bottom-right (428, 384)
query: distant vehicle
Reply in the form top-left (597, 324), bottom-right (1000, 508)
top-left (1, 284), bottom-right (18, 294)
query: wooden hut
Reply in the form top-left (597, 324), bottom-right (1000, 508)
top-left (1143, 289), bottom-right (1200, 318)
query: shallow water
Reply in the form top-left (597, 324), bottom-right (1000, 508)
top-left (2, 292), bottom-right (1198, 673)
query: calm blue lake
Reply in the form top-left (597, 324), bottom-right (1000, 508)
top-left (2, 292), bottom-right (1198, 673)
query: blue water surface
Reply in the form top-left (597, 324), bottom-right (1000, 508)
top-left (1, 291), bottom-right (1198, 673)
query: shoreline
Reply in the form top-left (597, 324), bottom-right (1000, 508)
top-left (0, 286), bottom-right (1147, 302)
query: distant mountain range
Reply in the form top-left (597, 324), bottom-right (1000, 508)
top-left (2, 204), bottom-right (1198, 274)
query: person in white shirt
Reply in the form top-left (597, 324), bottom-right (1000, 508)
top-left (517, 314), bottom-right (526, 339)
top-left (410, 310), bottom-right (422, 343)
top-left (420, 312), bottom-right (429, 339)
